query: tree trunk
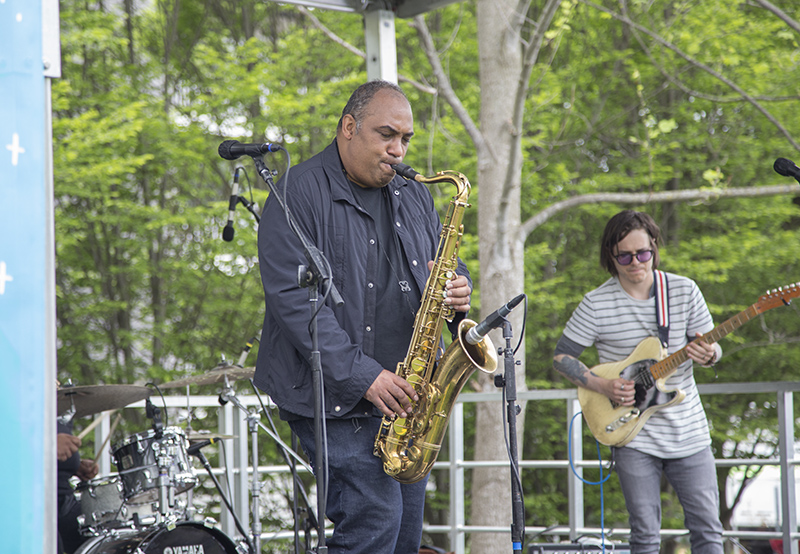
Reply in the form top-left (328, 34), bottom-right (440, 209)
top-left (469, 1), bottom-right (527, 553)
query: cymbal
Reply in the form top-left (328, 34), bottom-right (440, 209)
top-left (186, 430), bottom-right (237, 442)
top-left (57, 384), bottom-right (151, 418)
top-left (160, 365), bottom-right (254, 389)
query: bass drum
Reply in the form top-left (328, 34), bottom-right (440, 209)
top-left (74, 522), bottom-right (240, 554)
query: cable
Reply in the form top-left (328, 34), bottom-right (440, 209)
top-left (568, 411), bottom-right (613, 554)
top-left (145, 382), bottom-right (169, 428)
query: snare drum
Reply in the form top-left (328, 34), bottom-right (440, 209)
top-left (112, 427), bottom-right (196, 504)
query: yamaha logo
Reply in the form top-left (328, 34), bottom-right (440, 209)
top-left (163, 546), bottom-right (205, 554)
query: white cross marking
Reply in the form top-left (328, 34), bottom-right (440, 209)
top-left (6, 133), bottom-right (25, 166)
top-left (0, 261), bottom-right (13, 295)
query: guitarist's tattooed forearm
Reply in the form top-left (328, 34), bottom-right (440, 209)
top-left (554, 355), bottom-right (590, 386)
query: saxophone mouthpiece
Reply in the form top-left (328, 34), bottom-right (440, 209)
top-left (392, 163), bottom-right (420, 181)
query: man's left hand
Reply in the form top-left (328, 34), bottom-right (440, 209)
top-left (429, 261), bottom-right (471, 313)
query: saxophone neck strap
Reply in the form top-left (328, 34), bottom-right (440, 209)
top-left (654, 269), bottom-right (670, 347)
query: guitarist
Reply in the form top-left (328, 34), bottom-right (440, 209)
top-left (553, 210), bottom-right (724, 554)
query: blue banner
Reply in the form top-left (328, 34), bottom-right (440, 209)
top-left (0, 0), bottom-right (47, 551)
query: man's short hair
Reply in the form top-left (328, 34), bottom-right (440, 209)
top-left (337, 80), bottom-right (407, 132)
top-left (599, 210), bottom-right (661, 276)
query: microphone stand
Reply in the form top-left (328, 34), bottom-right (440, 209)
top-left (252, 154), bottom-right (342, 554)
top-left (495, 319), bottom-right (525, 552)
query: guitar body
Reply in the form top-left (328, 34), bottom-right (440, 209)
top-left (578, 336), bottom-right (685, 447)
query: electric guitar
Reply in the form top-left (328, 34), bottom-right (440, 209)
top-left (579, 282), bottom-right (799, 447)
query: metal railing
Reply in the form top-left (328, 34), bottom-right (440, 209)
top-left (86, 381), bottom-right (800, 554)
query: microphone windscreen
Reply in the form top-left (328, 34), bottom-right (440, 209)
top-left (218, 140), bottom-right (237, 160)
top-left (774, 157), bottom-right (799, 177)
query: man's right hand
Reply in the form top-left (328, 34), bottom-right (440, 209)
top-left (364, 370), bottom-right (419, 418)
top-left (57, 433), bottom-right (81, 461)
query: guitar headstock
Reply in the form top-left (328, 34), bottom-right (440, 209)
top-left (755, 282), bottom-right (799, 313)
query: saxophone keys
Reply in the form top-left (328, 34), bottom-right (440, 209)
top-left (392, 418), bottom-right (409, 436)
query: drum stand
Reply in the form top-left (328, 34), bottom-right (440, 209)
top-left (218, 379), bottom-right (313, 553)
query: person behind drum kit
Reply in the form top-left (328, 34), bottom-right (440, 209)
top-left (57, 419), bottom-right (99, 554)
top-left (253, 80), bottom-right (473, 554)
top-left (553, 210), bottom-right (725, 554)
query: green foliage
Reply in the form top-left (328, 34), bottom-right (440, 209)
top-left (54, 0), bottom-right (800, 546)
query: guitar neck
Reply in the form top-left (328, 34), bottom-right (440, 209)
top-left (650, 304), bottom-right (760, 380)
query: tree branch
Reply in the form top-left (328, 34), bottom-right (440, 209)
top-left (578, 0), bottom-right (800, 153)
top-left (409, 15), bottom-right (487, 158)
top-left (296, 6), bottom-right (436, 95)
top-left (750, 0), bottom-right (800, 34)
top-left (519, 184), bottom-right (800, 239)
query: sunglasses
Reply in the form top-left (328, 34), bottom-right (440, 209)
top-left (614, 249), bottom-right (654, 265)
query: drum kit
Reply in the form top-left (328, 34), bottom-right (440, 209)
top-left (57, 364), bottom-right (311, 554)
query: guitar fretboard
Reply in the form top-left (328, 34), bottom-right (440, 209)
top-left (649, 305), bottom-right (760, 380)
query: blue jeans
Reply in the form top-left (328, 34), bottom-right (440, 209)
top-left (613, 446), bottom-right (724, 554)
top-left (289, 416), bottom-right (428, 554)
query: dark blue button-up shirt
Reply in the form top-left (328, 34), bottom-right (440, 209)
top-left (253, 140), bottom-right (470, 419)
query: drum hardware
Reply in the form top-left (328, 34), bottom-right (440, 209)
top-left (152, 338), bottom-right (314, 553)
top-left (187, 437), bottom-right (255, 554)
top-left (217, 379), bottom-right (314, 554)
top-left (73, 521), bottom-right (246, 554)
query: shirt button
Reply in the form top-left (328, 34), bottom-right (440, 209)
top-left (368, 282), bottom-right (374, 288)
top-left (370, 239), bottom-right (376, 245)
top-left (334, 406), bottom-right (341, 412)
top-left (396, 221), bottom-right (401, 227)
top-left (394, 190), bottom-right (400, 196)
top-left (366, 326), bottom-right (372, 332)
top-left (412, 260), bottom-right (418, 267)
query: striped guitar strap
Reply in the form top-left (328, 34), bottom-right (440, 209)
top-left (654, 269), bottom-right (670, 347)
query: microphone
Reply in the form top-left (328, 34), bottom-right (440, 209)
top-left (237, 332), bottom-right (260, 367)
top-left (187, 438), bottom-right (218, 457)
top-left (774, 157), bottom-right (800, 183)
top-left (222, 168), bottom-right (239, 242)
top-left (391, 163), bottom-right (421, 181)
top-left (465, 294), bottom-right (525, 345)
top-left (218, 140), bottom-right (281, 160)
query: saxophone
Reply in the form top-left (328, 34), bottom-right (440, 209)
top-left (373, 163), bottom-right (498, 484)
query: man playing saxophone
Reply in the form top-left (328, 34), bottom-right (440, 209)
top-left (253, 80), bottom-right (473, 554)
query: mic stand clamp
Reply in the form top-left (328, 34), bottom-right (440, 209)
top-left (494, 320), bottom-right (526, 552)
top-left (235, 195), bottom-right (261, 224)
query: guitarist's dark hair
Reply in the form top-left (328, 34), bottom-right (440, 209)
top-left (600, 210), bottom-right (661, 276)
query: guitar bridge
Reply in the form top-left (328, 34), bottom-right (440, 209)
top-left (605, 408), bottom-right (640, 433)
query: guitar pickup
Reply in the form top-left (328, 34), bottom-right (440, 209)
top-left (605, 408), bottom-right (640, 433)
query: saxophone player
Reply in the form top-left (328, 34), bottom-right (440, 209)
top-left (253, 80), bottom-right (473, 554)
